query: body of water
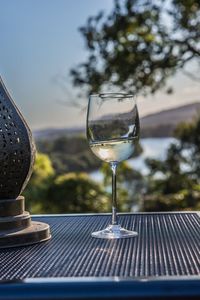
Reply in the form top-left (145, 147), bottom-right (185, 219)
top-left (90, 137), bottom-right (177, 182)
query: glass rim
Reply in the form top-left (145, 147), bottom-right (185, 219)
top-left (90, 93), bottom-right (135, 99)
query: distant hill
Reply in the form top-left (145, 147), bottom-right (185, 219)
top-left (140, 102), bottom-right (200, 137)
top-left (33, 102), bottom-right (200, 140)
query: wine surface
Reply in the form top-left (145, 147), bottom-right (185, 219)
top-left (90, 137), bottom-right (137, 162)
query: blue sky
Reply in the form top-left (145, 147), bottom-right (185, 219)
top-left (0, 0), bottom-right (199, 130)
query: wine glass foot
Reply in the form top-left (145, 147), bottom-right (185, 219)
top-left (91, 224), bottom-right (138, 239)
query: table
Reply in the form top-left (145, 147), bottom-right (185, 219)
top-left (0, 212), bottom-right (199, 299)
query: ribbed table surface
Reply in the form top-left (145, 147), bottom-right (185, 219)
top-left (0, 213), bottom-right (199, 280)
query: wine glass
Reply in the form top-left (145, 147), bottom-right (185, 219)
top-left (87, 93), bottom-right (140, 239)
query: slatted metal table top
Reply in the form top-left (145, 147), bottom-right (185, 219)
top-left (0, 212), bottom-right (199, 279)
top-left (0, 212), bottom-right (200, 299)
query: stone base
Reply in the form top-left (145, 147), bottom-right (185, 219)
top-left (0, 221), bottom-right (51, 248)
top-left (0, 196), bottom-right (51, 248)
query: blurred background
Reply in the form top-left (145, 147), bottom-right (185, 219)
top-left (0, 0), bottom-right (200, 213)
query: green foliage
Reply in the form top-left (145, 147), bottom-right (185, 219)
top-left (24, 152), bottom-right (110, 214)
top-left (23, 153), bottom-right (55, 213)
top-left (101, 161), bottom-right (144, 211)
top-left (38, 135), bottom-right (88, 154)
top-left (45, 173), bottom-right (110, 213)
top-left (37, 135), bottom-right (101, 174)
top-left (146, 144), bottom-right (192, 194)
top-left (101, 161), bottom-right (142, 185)
top-left (143, 116), bottom-right (200, 211)
top-left (175, 116), bottom-right (200, 178)
top-left (70, 0), bottom-right (200, 96)
top-left (144, 187), bottom-right (200, 212)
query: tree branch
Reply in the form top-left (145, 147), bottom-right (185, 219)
top-left (173, 39), bottom-right (200, 56)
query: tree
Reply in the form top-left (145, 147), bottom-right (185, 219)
top-left (146, 143), bottom-right (193, 194)
top-left (37, 135), bottom-right (102, 174)
top-left (45, 172), bottom-right (110, 213)
top-left (23, 153), bottom-right (55, 213)
top-left (70, 0), bottom-right (200, 96)
top-left (143, 116), bottom-right (200, 211)
top-left (175, 116), bottom-right (200, 179)
top-left (23, 153), bottom-right (112, 214)
top-left (101, 161), bottom-right (144, 211)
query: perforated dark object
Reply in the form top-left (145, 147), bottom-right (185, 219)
top-left (0, 212), bottom-right (199, 280)
top-left (0, 77), bottom-right (50, 248)
top-left (0, 77), bottom-right (35, 199)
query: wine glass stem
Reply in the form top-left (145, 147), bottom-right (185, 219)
top-left (111, 162), bottom-right (118, 225)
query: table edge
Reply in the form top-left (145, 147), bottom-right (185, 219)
top-left (0, 276), bottom-right (200, 300)
top-left (32, 211), bottom-right (200, 217)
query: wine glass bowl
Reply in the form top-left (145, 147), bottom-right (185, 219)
top-left (87, 93), bottom-right (140, 239)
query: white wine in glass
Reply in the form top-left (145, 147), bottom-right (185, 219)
top-left (87, 93), bottom-right (140, 239)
